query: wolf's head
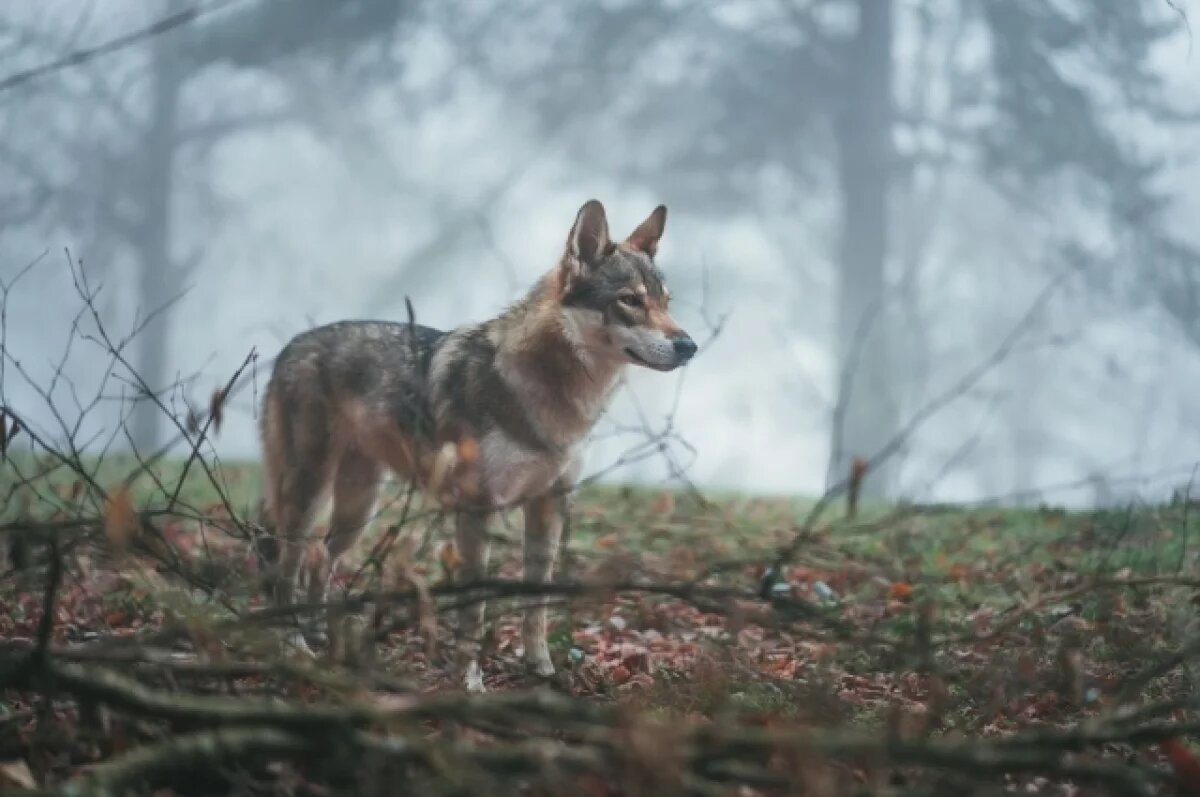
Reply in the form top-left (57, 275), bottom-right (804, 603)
top-left (555, 199), bottom-right (697, 372)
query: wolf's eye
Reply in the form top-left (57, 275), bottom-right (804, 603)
top-left (617, 292), bottom-right (643, 309)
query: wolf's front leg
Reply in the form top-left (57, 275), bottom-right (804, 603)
top-left (454, 509), bottom-right (492, 692)
top-left (521, 491), bottom-right (564, 677)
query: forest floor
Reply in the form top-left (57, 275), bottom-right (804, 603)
top-left (2, 455), bottom-right (1199, 795)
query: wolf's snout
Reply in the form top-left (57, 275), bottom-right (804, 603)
top-left (672, 334), bottom-right (698, 362)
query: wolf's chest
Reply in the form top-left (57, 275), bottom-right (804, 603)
top-left (477, 430), bottom-right (580, 508)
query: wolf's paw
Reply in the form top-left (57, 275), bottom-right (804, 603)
top-left (463, 660), bottom-right (487, 693)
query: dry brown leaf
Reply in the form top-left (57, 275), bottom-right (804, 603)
top-left (650, 491), bottom-right (675, 516)
top-left (186, 405), bottom-right (201, 436)
top-left (209, 387), bottom-right (227, 434)
top-left (595, 532), bottom-right (619, 550)
top-left (1162, 738), bottom-right (1200, 791)
top-left (104, 487), bottom-right (135, 551)
top-left (439, 541), bottom-right (461, 573)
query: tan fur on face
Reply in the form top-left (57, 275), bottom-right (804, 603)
top-left (647, 304), bottom-right (684, 339)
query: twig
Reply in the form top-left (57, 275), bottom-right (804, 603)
top-left (0, 0), bottom-right (249, 96)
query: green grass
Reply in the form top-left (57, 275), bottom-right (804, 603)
top-left (1, 450), bottom-right (265, 522)
top-left (8, 447), bottom-right (1193, 593)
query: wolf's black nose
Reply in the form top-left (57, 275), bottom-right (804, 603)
top-left (673, 335), bottom-right (698, 361)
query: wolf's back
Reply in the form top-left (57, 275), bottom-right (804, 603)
top-left (259, 320), bottom-right (446, 518)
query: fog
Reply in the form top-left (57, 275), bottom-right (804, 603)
top-left (3, 0), bottom-right (1200, 508)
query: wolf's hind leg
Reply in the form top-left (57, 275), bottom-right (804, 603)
top-left (454, 509), bottom-right (492, 692)
top-left (261, 390), bottom-right (334, 655)
top-left (308, 448), bottom-right (380, 644)
top-left (270, 469), bottom-right (327, 654)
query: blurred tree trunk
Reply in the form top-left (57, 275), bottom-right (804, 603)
top-left (121, 0), bottom-right (411, 454)
top-left (827, 0), bottom-right (898, 498)
top-left (128, 18), bottom-right (183, 455)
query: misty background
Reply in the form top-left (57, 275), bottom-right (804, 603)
top-left (2, 0), bottom-right (1200, 509)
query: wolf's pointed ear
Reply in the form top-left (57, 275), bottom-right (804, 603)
top-left (566, 199), bottom-right (611, 270)
top-left (625, 205), bottom-right (667, 258)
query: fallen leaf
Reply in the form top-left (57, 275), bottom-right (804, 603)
top-left (104, 487), bottom-right (135, 551)
top-left (186, 405), bottom-right (201, 436)
top-left (1161, 738), bottom-right (1200, 791)
top-left (439, 541), bottom-right (461, 573)
top-left (650, 491), bottom-right (675, 516)
top-left (889, 582), bottom-right (914, 601)
top-left (209, 387), bottom-right (227, 434)
top-left (595, 533), bottom-right (619, 550)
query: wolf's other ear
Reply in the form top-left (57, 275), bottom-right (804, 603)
top-left (625, 205), bottom-right (667, 258)
top-left (567, 199), bottom-right (611, 269)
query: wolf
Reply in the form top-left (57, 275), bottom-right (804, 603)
top-left (259, 199), bottom-right (696, 691)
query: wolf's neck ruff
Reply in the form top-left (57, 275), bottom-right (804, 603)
top-left (489, 278), bottom-right (625, 453)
